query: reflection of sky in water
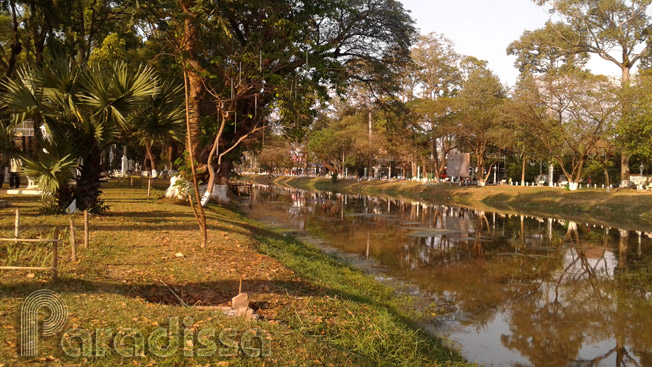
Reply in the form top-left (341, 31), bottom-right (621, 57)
top-left (245, 184), bottom-right (652, 367)
top-left (444, 312), bottom-right (530, 367)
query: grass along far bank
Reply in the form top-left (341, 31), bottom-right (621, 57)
top-left (242, 174), bottom-right (652, 233)
top-left (0, 180), bottom-right (471, 367)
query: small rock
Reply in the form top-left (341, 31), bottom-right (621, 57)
top-left (232, 293), bottom-right (249, 311)
top-left (175, 253), bottom-right (184, 258)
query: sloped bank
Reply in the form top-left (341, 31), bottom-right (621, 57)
top-left (241, 174), bottom-right (652, 232)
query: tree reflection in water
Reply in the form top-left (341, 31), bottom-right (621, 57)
top-left (246, 185), bottom-right (652, 366)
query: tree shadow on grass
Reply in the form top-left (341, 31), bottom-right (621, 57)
top-left (0, 278), bottom-right (314, 308)
top-left (102, 210), bottom-right (197, 219)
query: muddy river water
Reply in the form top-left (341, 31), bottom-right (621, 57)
top-left (241, 183), bottom-right (652, 367)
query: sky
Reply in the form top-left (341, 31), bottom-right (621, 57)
top-left (398, 0), bottom-right (618, 87)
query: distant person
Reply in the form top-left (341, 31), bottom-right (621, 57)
top-left (9, 158), bottom-right (21, 188)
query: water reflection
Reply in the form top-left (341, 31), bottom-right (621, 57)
top-left (245, 184), bottom-right (652, 367)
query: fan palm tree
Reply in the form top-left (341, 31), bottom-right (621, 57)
top-left (0, 58), bottom-right (159, 211)
top-left (130, 81), bottom-right (185, 172)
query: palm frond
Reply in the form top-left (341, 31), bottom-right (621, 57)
top-left (78, 62), bottom-right (159, 132)
top-left (0, 71), bottom-right (41, 117)
top-left (21, 136), bottom-right (77, 197)
top-left (130, 80), bottom-right (185, 144)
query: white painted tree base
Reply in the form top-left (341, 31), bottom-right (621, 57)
top-left (165, 176), bottom-right (186, 200)
top-left (165, 176), bottom-right (230, 206)
top-left (200, 184), bottom-right (229, 206)
top-left (568, 182), bottom-right (578, 191)
top-left (66, 199), bottom-right (77, 214)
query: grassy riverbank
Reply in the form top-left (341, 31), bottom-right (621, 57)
top-left (0, 180), bottom-right (470, 366)
top-left (243, 174), bottom-right (652, 232)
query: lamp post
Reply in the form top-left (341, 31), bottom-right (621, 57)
top-left (640, 163), bottom-right (644, 177)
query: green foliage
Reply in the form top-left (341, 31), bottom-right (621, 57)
top-left (88, 34), bottom-right (129, 68)
top-left (505, 158), bottom-right (541, 183)
top-left (583, 159), bottom-right (618, 185)
top-left (411, 33), bottom-right (461, 98)
top-left (160, 0), bottom-right (416, 173)
top-left (623, 70), bottom-right (652, 158)
top-left (510, 70), bottom-right (619, 185)
top-left (455, 63), bottom-right (507, 182)
top-left (135, 81), bottom-right (185, 143)
top-left (523, 0), bottom-right (651, 80)
top-left (0, 57), bottom-right (163, 210)
top-left (308, 118), bottom-right (353, 172)
top-left (129, 80), bottom-right (185, 171)
top-left (307, 107), bottom-right (389, 175)
top-left (21, 139), bottom-right (76, 209)
top-left (257, 136), bottom-right (293, 173)
top-left (507, 21), bottom-right (589, 73)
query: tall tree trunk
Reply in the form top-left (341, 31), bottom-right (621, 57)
top-left (620, 154), bottom-right (630, 185)
top-left (622, 66), bottom-right (630, 86)
top-left (180, 2), bottom-right (207, 247)
top-left (75, 147), bottom-right (103, 211)
top-left (430, 128), bottom-right (436, 179)
top-left (168, 145), bottom-right (174, 170)
top-left (620, 66), bottom-right (631, 186)
top-left (183, 67), bottom-right (208, 248)
top-left (368, 107), bottom-right (373, 178)
top-left (34, 34), bottom-right (46, 68)
top-left (181, 0), bottom-right (203, 162)
top-left (568, 158), bottom-right (586, 191)
top-left (144, 140), bottom-right (156, 172)
top-left (5, 0), bottom-right (22, 79)
top-left (521, 155), bottom-right (526, 185)
top-left (30, 2), bottom-right (48, 68)
top-left (422, 155), bottom-right (428, 180)
top-left (434, 139), bottom-right (451, 181)
top-left (476, 152), bottom-right (485, 185)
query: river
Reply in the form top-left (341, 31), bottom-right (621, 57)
top-left (240, 183), bottom-right (652, 367)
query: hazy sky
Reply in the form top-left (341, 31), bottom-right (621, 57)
top-left (398, 0), bottom-right (618, 87)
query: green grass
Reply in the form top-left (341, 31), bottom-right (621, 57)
top-left (240, 219), bottom-right (467, 366)
top-left (0, 180), bottom-right (472, 366)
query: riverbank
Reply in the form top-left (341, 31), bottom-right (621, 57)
top-left (242, 174), bottom-right (652, 232)
top-left (0, 181), bottom-right (470, 366)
